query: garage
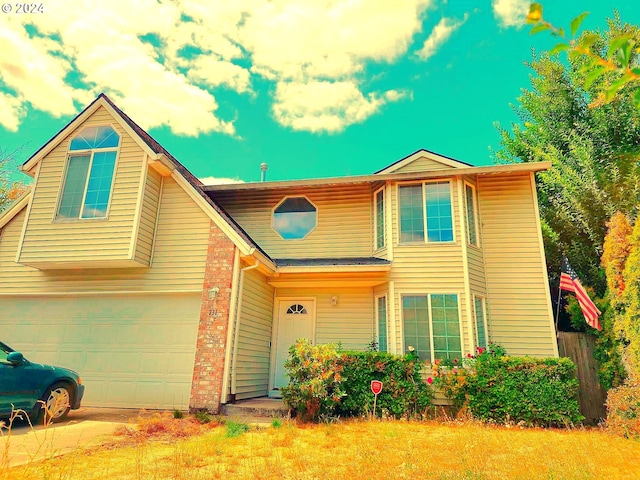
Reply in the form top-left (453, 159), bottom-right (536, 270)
top-left (0, 293), bottom-right (201, 410)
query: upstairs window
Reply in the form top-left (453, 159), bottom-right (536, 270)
top-left (273, 196), bottom-right (317, 240)
top-left (374, 188), bottom-right (385, 249)
top-left (57, 126), bottom-right (120, 220)
top-left (399, 181), bottom-right (453, 243)
top-left (465, 183), bottom-right (478, 246)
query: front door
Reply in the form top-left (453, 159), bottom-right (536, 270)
top-left (270, 299), bottom-right (315, 397)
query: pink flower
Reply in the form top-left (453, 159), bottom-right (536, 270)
top-left (427, 377), bottom-right (433, 385)
top-left (453, 358), bottom-right (459, 364)
top-left (467, 353), bottom-right (473, 358)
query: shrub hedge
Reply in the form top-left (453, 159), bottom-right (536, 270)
top-left (281, 339), bottom-right (433, 422)
top-left (606, 379), bottom-right (640, 438)
top-left (432, 343), bottom-right (583, 427)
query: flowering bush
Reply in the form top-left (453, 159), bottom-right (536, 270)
top-left (282, 339), bottom-right (433, 421)
top-left (281, 339), bottom-right (346, 422)
top-left (606, 379), bottom-right (640, 438)
top-left (430, 343), bottom-right (583, 427)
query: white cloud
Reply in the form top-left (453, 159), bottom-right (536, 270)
top-left (0, 92), bottom-right (25, 131)
top-left (492, 0), bottom-right (529, 28)
top-left (416, 15), bottom-right (468, 61)
top-left (273, 81), bottom-right (406, 133)
top-left (0, 0), bottom-right (434, 135)
top-left (199, 176), bottom-right (246, 185)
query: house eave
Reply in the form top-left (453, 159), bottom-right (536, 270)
top-left (203, 162), bottom-right (552, 192)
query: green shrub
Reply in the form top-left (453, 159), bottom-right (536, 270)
top-left (282, 339), bottom-right (433, 422)
top-left (281, 339), bottom-right (346, 422)
top-left (606, 380), bottom-right (640, 438)
top-left (336, 350), bottom-right (432, 419)
top-left (432, 343), bottom-right (583, 427)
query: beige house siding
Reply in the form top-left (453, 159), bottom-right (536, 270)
top-left (392, 157), bottom-right (456, 174)
top-left (211, 185), bottom-right (372, 259)
top-left (0, 177), bottom-right (210, 294)
top-left (234, 267), bottom-right (275, 400)
top-left (478, 172), bottom-right (556, 357)
top-left (467, 248), bottom-right (487, 296)
top-left (134, 167), bottom-right (162, 265)
top-left (18, 107), bottom-right (144, 266)
top-left (276, 287), bottom-right (374, 350)
top-left (389, 178), bottom-right (469, 355)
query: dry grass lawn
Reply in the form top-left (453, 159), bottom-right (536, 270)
top-left (2, 416), bottom-right (640, 480)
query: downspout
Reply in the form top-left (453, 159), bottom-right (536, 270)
top-left (221, 249), bottom-right (241, 405)
top-left (229, 260), bottom-right (260, 399)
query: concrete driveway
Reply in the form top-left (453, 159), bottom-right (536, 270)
top-left (0, 407), bottom-right (137, 468)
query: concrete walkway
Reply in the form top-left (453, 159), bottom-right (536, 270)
top-left (1, 408), bottom-right (134, 469)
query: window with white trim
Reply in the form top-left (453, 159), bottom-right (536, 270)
top-left (399, 181), bottom-right (453, 243)
top-left (376, 295), bottom-right (388, 352)
top-left (465, 183), bottom-right (478, 246)
top-left (273, 196), bottom-right (317, 240)
top-left (473, 296), bottom-right (488, 349)
top-left (402, 293), bottom-right (462, 362)
top-left (57, 125), bottom-right (120, 220)
top-left (374, 188), bottom-right (385, 250)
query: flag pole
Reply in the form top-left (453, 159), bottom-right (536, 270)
top-left (555, 279), bottom-right (562, 337)
top-left (555, 254), bottom-right (565, 337)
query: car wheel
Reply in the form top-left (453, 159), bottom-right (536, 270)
top-left (35, 382), bottom-right (73, 424)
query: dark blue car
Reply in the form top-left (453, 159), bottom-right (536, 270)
top-left (0, 341), bottom-right (85, 423)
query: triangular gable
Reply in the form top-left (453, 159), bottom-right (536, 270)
top-left (374, 149), bottom-right (473, 175)
top-left (18, 94), bottom-right (274, 270)
top-left (21, 95), bottom-right (161, 174)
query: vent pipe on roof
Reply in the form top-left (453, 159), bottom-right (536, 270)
top-left (260, 162), bottom-right (268, 182)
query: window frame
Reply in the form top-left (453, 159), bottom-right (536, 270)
top-left (397, 180), bottom-right (455, 245)
top-left (472, 295), bottom-right (489, 349)
top-left (375, 294), bottom-right (388, 352)
top-left (400, 292), bottom-right (464, 363)
top-left (373, 186), bottom-right (386, 250)
top-left (54, 125), bottom-right (121, 222)
top-left (271, 195), bottom-right (318, 240)
top-left (464, 181), bottom-right (480, 247)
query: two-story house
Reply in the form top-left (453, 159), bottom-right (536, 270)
top-left (0, 94), bottom-right (557, 413)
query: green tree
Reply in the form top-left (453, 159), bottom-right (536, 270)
top-left (0, 148), bottom-right (27, 213)
top-left (494, 15), bottom-right (640, 294)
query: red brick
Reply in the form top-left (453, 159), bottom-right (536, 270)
top-left (190, 221), bottom-right (236, 413)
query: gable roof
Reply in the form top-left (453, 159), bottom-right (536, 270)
top-left (374, 148), bottom-right (473, 174)
top-left (17, 94), bottom-right (273, 268)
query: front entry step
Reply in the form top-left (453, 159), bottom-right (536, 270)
top-left (221, 398), bottom-right (290, 419)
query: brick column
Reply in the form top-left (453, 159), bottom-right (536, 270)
top-left (190, 221), bottom-right (236, 413)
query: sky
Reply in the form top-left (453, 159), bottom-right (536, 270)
top-left (0, 0), bottom-right (638, 185)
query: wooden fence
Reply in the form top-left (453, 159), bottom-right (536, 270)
top-left (557, 331), bottom-right (607, 424)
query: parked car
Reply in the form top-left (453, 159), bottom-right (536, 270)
top-left (0, 341), bottom-right (85, 423)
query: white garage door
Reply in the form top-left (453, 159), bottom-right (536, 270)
top-left (0, 294), bottom-right (201, 410)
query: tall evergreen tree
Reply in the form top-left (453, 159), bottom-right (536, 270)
top-left (494, 15), bottom-right (640, 294)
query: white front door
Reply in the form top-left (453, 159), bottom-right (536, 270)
top-left (270, 299), bottom-right (315, 396)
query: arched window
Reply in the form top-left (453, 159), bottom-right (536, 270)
top-left (286, 304), bottom-right (308, 314)
top-left (57, 125), bottom-right (120, 219)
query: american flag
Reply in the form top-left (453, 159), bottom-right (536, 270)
top-left (560, 257), bottom-right (602, 330)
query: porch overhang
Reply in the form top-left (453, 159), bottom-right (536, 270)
top-left (268, 257), bottom-right (390, 287)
